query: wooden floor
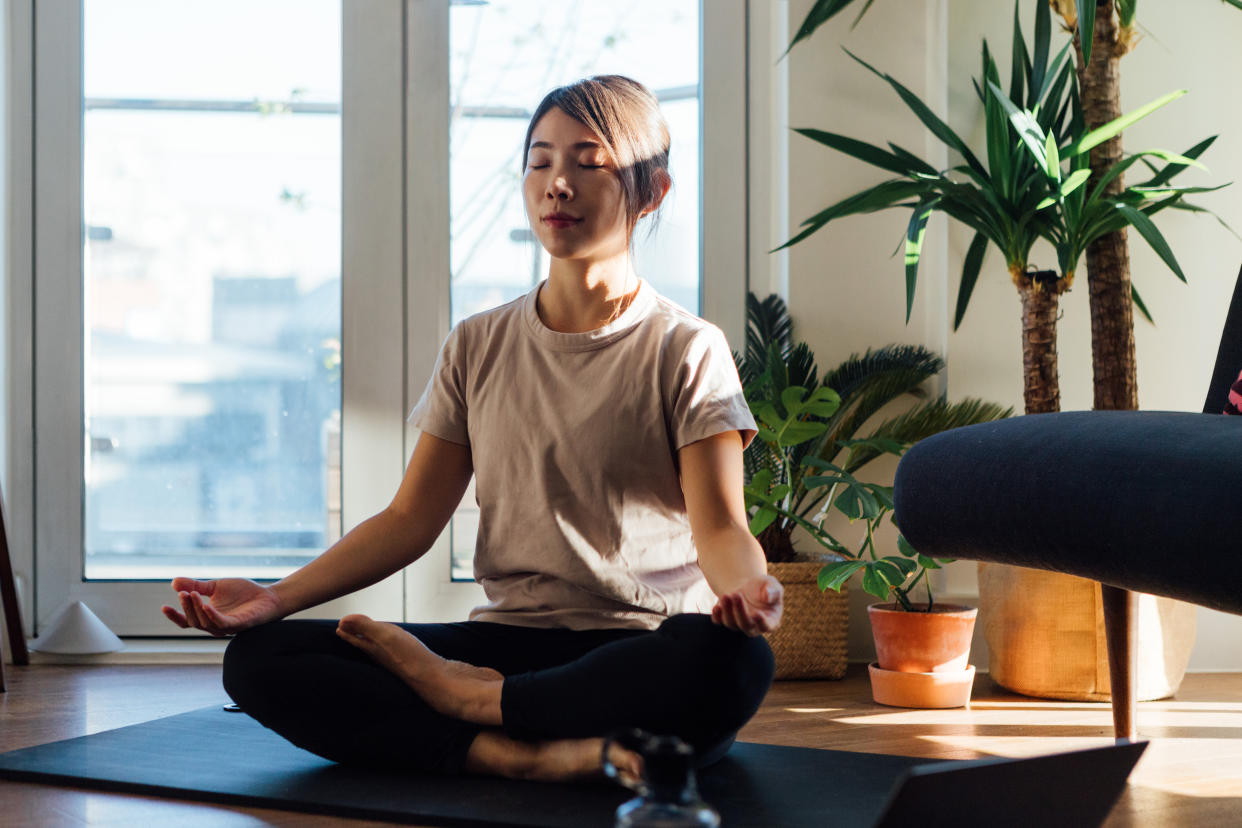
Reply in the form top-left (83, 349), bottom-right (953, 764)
top-left (1, 663), bottom-right (1239, 826)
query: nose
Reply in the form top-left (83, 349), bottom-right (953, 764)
top-left (545, 167), bottom-right (573, 201)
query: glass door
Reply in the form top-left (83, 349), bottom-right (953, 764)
top-left (33, 0), bottom-right (408, 633)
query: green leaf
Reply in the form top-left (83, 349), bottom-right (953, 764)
top-left (773, 180), bottom-right (928, 253)
top-left (755, 403), bottom-right (783, 431)
top-left (1115, 203), bottom-right (1187, 282)
top-left (886, 556), bottom-right (919, 576)
top-left (803, 386), bottom-right (843, 418)
top-left (1063, 90), bottom-right (1189, 159)
top-left (780, 421), bottom-right (829, 446)
top-left (793, 129), bottom-right (925, 177)
top-left (819, 560), bottom-right (864, 592)
top-left (1060, 167), bottom-right (1092, 199)
top-left (861, 566), bottom-right (891, 601)
top-left (1009, 1), bottom-right (1026, 105)
top-left (916, 554), bottom-right (942, 570)
top-left (1078, 0), bottom-right (1096, 66)
top-left (897, 535), bottom-right (919, 558)
top-left (1132, 283), bottom-right (1154, 325)
top-left (849, 0), bottom-right (878, 31)
top-left (874, 560), bottom-right (907, 586)
top-left (986, 81), bottom-right (1047, 169)
top-left (780, 386), bottom-right (810, 417)
top-left (954, 232), bottom-right (988, 331)
top-left (1029, 0), bottom-right (1051, 107)
top-left (749, 507), bottom-right (778, 536)
top-left (904, 197), bottom-right (938, 323)
top-left (1117, 0), bottom-right (1138, 27)
top-left (784, 0), bottom-right (861, 58)
top-left (846, 48), bottom-right (988, 178)
top-left (1044, 131), bottom-right (1061, 181)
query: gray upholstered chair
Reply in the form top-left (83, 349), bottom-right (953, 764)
top-left (893, 265), bottom-right (1242, 739)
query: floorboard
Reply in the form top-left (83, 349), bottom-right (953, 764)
top-left (1, 663), bottom-right (1239, 825)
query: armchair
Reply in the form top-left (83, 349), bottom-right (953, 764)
top-left (893, 265), bottom-right (1242, 739)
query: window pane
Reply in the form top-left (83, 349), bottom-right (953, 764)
top-left (83, 0), bottom-right (343, 580)
top-left (447, 0), bottom-right (701, 580)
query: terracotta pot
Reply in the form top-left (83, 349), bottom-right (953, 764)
top-left (868, 603), bottom-right (977, 673)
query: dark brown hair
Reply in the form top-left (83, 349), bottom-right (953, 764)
top-left (522, 75), bottom-right (672, 242)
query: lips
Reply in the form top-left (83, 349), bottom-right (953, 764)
top-left (543, 213), bottom-right (581, 228)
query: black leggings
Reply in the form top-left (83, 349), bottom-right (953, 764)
top-left (222, 613), bottom-right (774, 774)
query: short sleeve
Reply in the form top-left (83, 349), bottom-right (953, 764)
top-left (669, 327), bottom-right (758, 451)
top-left (408, 324), bottom-right (470, 445)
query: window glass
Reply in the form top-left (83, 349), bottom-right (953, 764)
top-left (82, 0), bottom-right (343, 579)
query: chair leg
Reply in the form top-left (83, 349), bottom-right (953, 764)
top-left (1101, 584), bottom-right (1137, 741)
top-left (0, 489), bottom-right (29, 678)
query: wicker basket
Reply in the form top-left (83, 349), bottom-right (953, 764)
top-left (764, 561), bottom-right (849, 680)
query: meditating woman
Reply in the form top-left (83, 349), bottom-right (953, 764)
top-left (162, 74), bottom-right (782, 782)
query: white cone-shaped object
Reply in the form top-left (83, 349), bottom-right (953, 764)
top-left (31, 601), bottom-right (124, 654)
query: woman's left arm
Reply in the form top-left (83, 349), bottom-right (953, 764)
top-left (679, 430), bottom-right (784, 636)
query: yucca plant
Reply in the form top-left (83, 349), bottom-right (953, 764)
top-left (734, 293), bottom-right (1012, 598)
top-left (777, 0), bottom-right (1228, 415)
top-left (787, 0), bottom-right (1242, 412)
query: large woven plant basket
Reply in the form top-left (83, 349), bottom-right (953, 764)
top-left (979, 563), bottom-right (1197, 701)
top-left (764, 561), bottom-right (849, 680)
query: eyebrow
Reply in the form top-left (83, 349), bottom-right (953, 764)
top-left (528, 140), bottom-right (602, 151)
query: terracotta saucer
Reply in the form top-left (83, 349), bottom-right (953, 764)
top-left (868, 662), bottom-right (976, 709)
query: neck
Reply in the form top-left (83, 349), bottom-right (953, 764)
top-left (537, 255), bottom-right (641, 333)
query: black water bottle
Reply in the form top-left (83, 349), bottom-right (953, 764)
top-left (602, 729), bottom-right (721, 828)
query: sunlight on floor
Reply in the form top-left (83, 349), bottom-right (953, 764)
top-left (783, 707), bottom-right (843, 714)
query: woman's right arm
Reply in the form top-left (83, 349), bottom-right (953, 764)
top-left (162, 431), bottom-right (474, 634)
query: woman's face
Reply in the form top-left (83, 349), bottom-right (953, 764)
top-left (523, 107), bottom-right (631, 265)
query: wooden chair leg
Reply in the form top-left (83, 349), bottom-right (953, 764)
top-left (1101, 584), bottom-right (1137, 741)
top-left (0, 485), bottom-right (29, 690)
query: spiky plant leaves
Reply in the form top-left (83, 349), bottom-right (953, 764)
top-left (841, 396), bottom-right (1014, 473)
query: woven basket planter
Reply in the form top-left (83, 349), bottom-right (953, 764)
top-left (764, 561), bottom-right (849, 680)
top-left (979, 563), bottom-right (1197, 701)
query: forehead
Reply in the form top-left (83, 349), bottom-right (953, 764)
top-left (528, 108), bottom-right (605, 153)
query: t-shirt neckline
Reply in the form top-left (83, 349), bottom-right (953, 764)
top-left (522, 277), bottom-right (656, 352)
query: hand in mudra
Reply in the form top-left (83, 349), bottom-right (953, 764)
top-left (711, 575), bottom-right (783, 636)
top-left (161, 577), bottom-right (284, 637)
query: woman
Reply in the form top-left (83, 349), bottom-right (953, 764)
top-left (162, 75), bottom-right (783, 782)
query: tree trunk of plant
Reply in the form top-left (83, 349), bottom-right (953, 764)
top-left (1074, 1), bottom-right (1139, 411)
top-left (1016, 268), bottom-right (1063, 415)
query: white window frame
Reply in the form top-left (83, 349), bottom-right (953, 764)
top-left (6, 0), bottom-right (764, 638)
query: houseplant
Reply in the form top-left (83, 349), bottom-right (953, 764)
top-left (778, 0), bottom-right (1218, 701)
top-left (736, 292), bottom-right (1011, 688)
top-left (789, 0), bottom-right (1242, 406)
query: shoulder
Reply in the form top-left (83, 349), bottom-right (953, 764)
top-left (643, 292), bottom-right (732, 356)
top-left (447, 292), bottom-right (528, 348)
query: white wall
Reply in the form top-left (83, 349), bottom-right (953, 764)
top-left (784, 0), bottom-right (1242, 670)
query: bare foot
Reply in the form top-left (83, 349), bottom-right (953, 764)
top-left (336, 614), bottom-right (504, 726)
top-left (466, 731), bottom-right (645, 784)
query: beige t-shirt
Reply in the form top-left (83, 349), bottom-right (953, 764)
top-left (409, 277), bottom-right (757, 630)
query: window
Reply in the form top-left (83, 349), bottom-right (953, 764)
top-left (15, 1), bottom-right (750, 635)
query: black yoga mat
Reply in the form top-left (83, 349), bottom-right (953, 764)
top-left (0, 706), bottom-right (1143, 827)
top-left (0, 706), bottom-right (918, 826)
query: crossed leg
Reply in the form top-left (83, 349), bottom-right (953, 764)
top-left (334, 612), bottom-right (774, 780)
top-left (336, 613), bottom-right (638, 781)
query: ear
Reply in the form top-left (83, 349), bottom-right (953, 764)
top-left (641, 170), bottom-right (672, 217)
